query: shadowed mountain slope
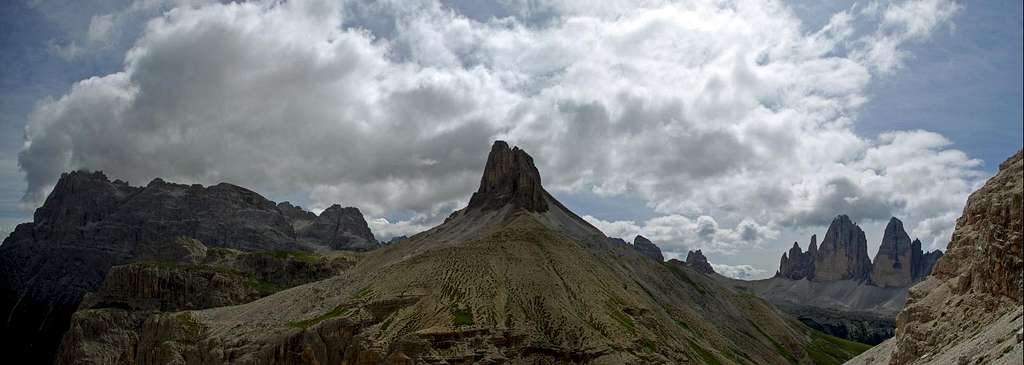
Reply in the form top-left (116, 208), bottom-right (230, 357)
top-left (0, 172), bottom-right (377, 364)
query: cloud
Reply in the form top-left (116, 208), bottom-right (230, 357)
top-left (711, 263), bottom-right (769, 280)
top-left (583, 214), bottom-right (777, 255)
top-left (19, 0), bottom-right (982, 247)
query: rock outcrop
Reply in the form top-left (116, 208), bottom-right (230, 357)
top-left (631, 235), bottom-right (664, 262)
top-left (848, 150), bottom-right (1024, 365)
top-left (0, 171), bottom-right (377, 365)
top-left (296, 204), bottom-right (378, 250)
top-left (686, 249), bottom-right (716, 274)
top-left (813, 215), bottom-right (873, 282)
top-left (466, 141), bottom-right (548, 212)
top-left (778, 235), bottom-right (817, 280)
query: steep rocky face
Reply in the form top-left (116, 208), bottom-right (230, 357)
top-left (887, 150), bottom-right (1024, 364)
top-left (778, 235), bottom-right (817, 280)
top-left (848, 150), bottom-right (1024, 365)
top-left (466, 141), bottom-right (548, 212)
top-left (297, 204), bottom-right (378, 250)
top-left (686, 249), bottom-right (716, 274)
top-left (813, 215), bottom-right (873, 282)
top-left (0, 171), bottom-right (376, 365)
top-left (631, 235), bottom-right (664, 262)
top-left (115, 141), bottom-right (868, 364)
top-left (870, 218), bottom-right (915, 288)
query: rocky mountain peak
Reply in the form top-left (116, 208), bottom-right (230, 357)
top-left (813, 214), bottom-right (872, 282)
top-left (631, 235), bottom-right (664, 262)
top-left (870, 217), bottom-right (915, 287)
top-left (466, 141), bottom-right (548, 212)
top-left (778, 238), bottom-right (816, 280)
top-left (686, 249), bottom-right (715, 274)
top-left (299, 204), bottom-right (378, 250)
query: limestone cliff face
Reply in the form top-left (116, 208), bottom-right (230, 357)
top-left (885, 150), bottom-right (1024, 364)
top-left (844, 150), bottom-right (1024, 365)
top-left (0, 171), bottom-right (377, 365)
top-left (813, 215), bottom-right (873, 282)
top-left (870, 218), bottom-right (916, 288)
top-left (466, 141), bottom-right (548, 212)
top-left (631, 235), bottom-right (664, 262)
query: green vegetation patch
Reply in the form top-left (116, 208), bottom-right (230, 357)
top-left (262, 250), bottom-right (320, 263)
top-left (288, 305), bottom-right (353, 329)
top-left (451, 307), bottom-right (474, 326)
top-left (806, 329), bottom-right (871, 365)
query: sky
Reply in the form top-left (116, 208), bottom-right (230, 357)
top-left (0, 0), bottom-right (1021, 280)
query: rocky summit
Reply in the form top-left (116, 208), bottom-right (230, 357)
top-left (813, 215), bottom-right (873, 282)
top-left (631, 235), bottom-right (664, 262)
top-left (0, 171), bottom-right (378, 365)
top-left (849, 149), bottom-right (1023, 365)
top-left (685, 249), bottom-right (716, 275)
top-left (777, 235), bottom-right (817, 280)
top-left (43, 141), bottom-right (869, 364)
top-left (870, 218), bottom-right (943, 288)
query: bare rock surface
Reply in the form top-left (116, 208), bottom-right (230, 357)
top-left (847, 149), bottom-right (1024, 365)
top-left (296, 204), bottom-right (378, 251)
top-left (814, 215), bottom-right (873, 282)
top-left (870, 218), bottom-right (917, 288)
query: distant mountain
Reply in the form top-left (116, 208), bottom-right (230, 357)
top-left (776, 217), bottom-right (943, 287)
top-left (0, 171), bottom-right (378, 364)
top-left (59, 141), bottom-right (868, 363)
top-left (849, 149), bottom-right (1023, 365)
top-left (737, 215), bottom-right (943, 345)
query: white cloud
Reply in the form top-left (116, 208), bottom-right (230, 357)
top-left (19, 0), bottom-right (982, 254)
top-left (711, 263), bottom-right (769, 280)
top-left (583, 214), bottom-right (777, 255)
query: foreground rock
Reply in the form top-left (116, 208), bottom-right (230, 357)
top-left (0, 172), bottom-right (377, 364)
top-left (848, 149), bottom-right (1024, 365)
top-left (108, 141), bottom-right (869, 364)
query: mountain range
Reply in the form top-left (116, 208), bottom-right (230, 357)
top-left (1, 141), bottom-right (1020, 364)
